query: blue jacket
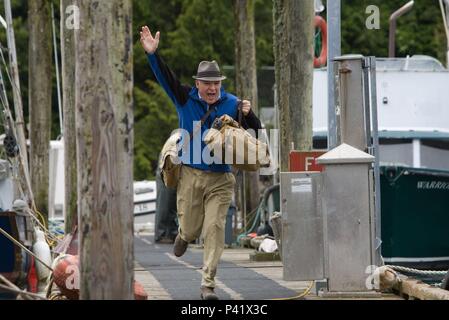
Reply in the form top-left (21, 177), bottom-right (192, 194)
top-left (147, 52), bottom-right (261, 173)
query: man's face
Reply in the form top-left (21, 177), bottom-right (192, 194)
top-left (196, 80), bottom-right (221, 105)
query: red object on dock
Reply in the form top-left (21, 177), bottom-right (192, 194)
top-left (134, 280), bottom-right (148, 300)
top-left (27, 257), bottom-right (38, 293)
top-left (314, 15), bottom-right (328, 68)
top-left (53, 254), bottom-right (80, 300)
top-left (52, 253), bottom-right (147, 300)
top-left (289, 151), bottom-right (326, 172)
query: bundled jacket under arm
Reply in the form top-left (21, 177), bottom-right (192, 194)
top-left (147, 51), bottom-right (262, 172)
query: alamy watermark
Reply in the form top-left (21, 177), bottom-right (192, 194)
top-left (65, 5), bottom-right (80, 30)
top-left (66, 5), bottom-right (381, 32)
top-left (169, 124), bottom-right (279, 176)
top-left (65, 263), bottom-right (80, 290)
top-left (366, 5), bottom-right (380, 30)
top-left (365, 265), bottom-right (381, 290)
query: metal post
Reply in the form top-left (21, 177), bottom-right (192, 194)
top-left (334, 55), bottom-right (367, 151)
top-left (389, 1), bottom-right (414, 58)
top-left (327, 0), bottom-right (341, 150)
top-left (333, 55), bottom-right (382, 265)
top-left (241, 171), bottom-right (247, 230)
top-left (362, 58), bottom-right (372, 152)
top-left (273, 83), bottom-right (279, 185)
top-left (368, 56), bottom-right (382, 265)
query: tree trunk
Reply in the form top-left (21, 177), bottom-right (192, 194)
top-left (29, 0), bottom-right (52, 220)
top-left (61, 0), bottom-right (77, 234)
top-left (234, 0), bottom-right (260, 213)
top-left (75, 0), bottom-right (134, 299)
top-left (273, 0), bottom-right (314, 171)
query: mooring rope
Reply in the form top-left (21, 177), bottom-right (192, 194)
top-left (389, 265), bottom-right (447, 276)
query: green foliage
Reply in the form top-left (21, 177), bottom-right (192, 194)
top-left (133, 0), bottom-right (183, 90)
top-left (254, 0), bottom-right (274, 66)
top-left (0, 0), bottom-right (62, 139)
top-left (341, 0), bottom-right (447, 62)
top-left (0, 0), bottom-right (29, 136)
top-left (161, 0), bottom-right (235, 83)
top-left (1, 0), bottom-right (447, 181)
top-left (133, 81), bottom-right (178, 180)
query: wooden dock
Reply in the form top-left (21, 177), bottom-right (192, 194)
top-left (134, 232), bottom-right (403, 300)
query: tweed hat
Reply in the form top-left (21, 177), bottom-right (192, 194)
top-left (192, 60), bottom-right (226, 81)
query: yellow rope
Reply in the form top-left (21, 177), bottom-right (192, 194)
top-left (29, 203), bottom-right (61, 246)
top-left (269, 281), bottom-right (314, 300)
top-left (14, 177), bottom-right (55, 242)
top-left (31, 202), bottom-right (47, 230)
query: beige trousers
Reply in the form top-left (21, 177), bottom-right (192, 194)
top-left (177, 165), bottom-right (236, 288)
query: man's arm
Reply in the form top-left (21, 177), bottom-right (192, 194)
top-left (140, 26), bottom-right (190, 106)
top-left (237, 100), bottom-right (262, 137)
top-left (147, 52), bottom-right (190, 106)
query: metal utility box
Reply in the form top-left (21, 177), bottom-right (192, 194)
top-left (317, 143), bottom-right (376, 292)
top-left (280, 172), bottom-right (324, 281)
top-left (333, 55), bottom-right (372, 152)
top-left (332, 55), bottom-right (382, 265)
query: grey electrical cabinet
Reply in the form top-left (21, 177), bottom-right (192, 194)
top-left (333, 55), bottom-right (371, 151)
top-left (317, 143), bottom-right (376, 292)
top-left (280, 172), bottom-right (324, 281)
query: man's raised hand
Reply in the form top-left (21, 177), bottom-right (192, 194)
top-left (241, 100), bottom-right (252, 116)
top-left (140, 26), bottom-right (160, 54)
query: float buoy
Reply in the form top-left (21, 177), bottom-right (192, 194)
top-left (53, 254), bottom-right (80, 300)
top-left (314, 15), bottom-right (328, 68)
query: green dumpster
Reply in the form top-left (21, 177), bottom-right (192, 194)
top-left (380, 166), bottom-right (449, 269)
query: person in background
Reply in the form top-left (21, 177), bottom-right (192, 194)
top-left (154, 155), bottom-right (178, 244)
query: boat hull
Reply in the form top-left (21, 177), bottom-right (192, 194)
top-left (380, 166), bottom-right (449, 269)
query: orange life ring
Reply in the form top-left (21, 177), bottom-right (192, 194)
top-left (314, 15), bottom-right (327, 68)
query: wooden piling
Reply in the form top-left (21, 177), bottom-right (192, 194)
top-left (75, 0), bottom-right (134, 300)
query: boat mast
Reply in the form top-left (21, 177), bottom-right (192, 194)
top-left (51, 2), bottom-right (63, 137)
top-left (4, 0), bottom-right (28, 170)
top-left (3, 0), bottom-right (35, 204)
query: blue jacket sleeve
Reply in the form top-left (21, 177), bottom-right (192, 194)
top-left (147, 52), bottom-right (191, 106)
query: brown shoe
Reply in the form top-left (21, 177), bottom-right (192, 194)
top-left (173, 234), bottom-right (188, 257)
top-left (200, 286), bottom-right (219, 300)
